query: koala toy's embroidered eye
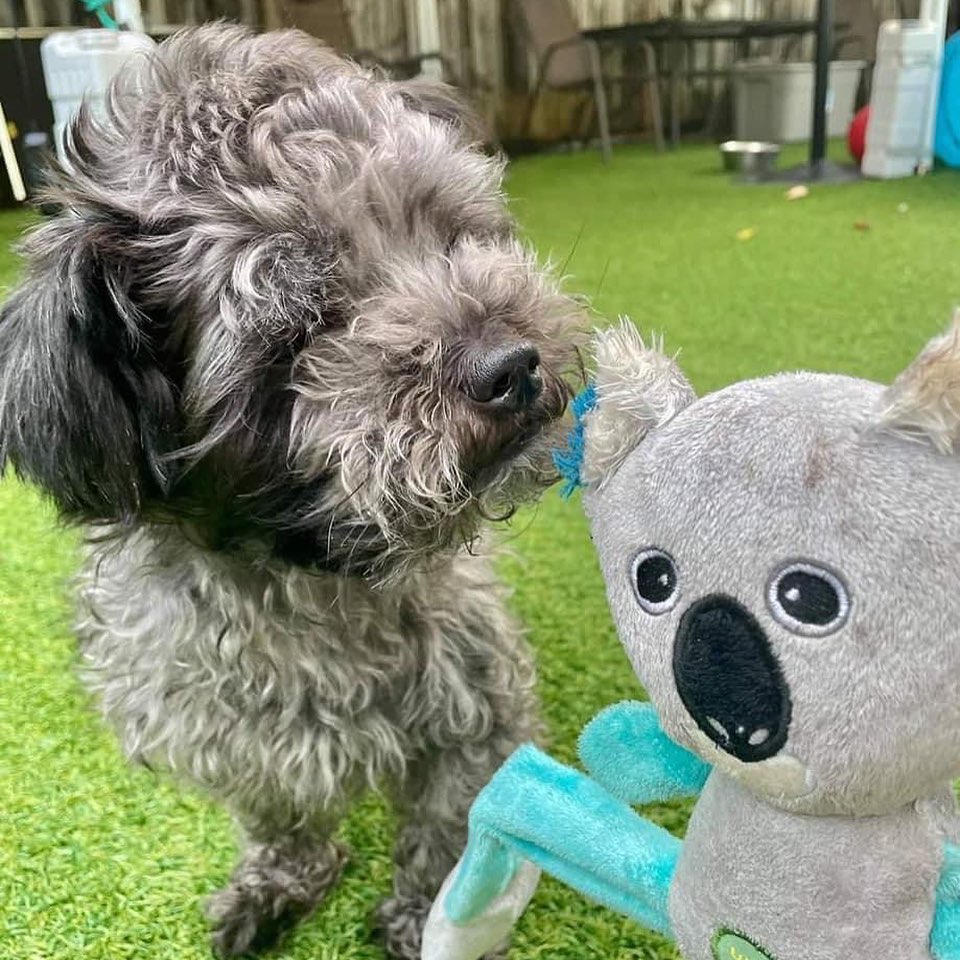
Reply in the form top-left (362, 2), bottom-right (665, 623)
top-left (767, 562), bottom-right (850, 637)
top-left (632, 549), bottom-right (679, 614)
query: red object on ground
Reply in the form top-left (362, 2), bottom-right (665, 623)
top-left (848, 106), bottom-right (870, 164)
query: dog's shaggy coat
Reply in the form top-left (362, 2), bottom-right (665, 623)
top-left (0, 24), bottom-right (581, 958)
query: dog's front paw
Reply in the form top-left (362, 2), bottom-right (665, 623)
top-left (376, 895), bottom-right (508, 960)
top-left (375, 895), bottom-right (433, 960)
top-left (207, 882), bottom-right (305, 957)
top-left (206, 839), bottom-right (348, 957)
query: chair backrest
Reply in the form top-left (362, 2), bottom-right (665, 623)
top-left (834, 0), bottom-right (882, 62)
top-left (278, 0), bottom-right (355, 53)
top-left (514, 0), bottom-right (592, 88)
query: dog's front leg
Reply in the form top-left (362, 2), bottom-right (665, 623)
top-left (377, 732), bottom-right (533, 960)
top-left (206, 810), bottom-right (348, 958)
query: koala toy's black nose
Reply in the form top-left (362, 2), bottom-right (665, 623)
top-left (465, 343), bottom-right (543, 411)
top-left (673, 595), bottom-right (791, 763)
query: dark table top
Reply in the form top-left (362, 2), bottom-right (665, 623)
top-left (583, 18), bottom-right (819, 43)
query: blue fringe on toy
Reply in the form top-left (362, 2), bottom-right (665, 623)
top-left (553, 383), bottom-right (597, 498)
top-left (81, 0), bottom-right (119, 28)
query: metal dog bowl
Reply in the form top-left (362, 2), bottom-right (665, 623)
top-left (720, 140), bottom-right (781, 177)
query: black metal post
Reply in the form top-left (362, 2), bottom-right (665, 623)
top-left (810, 0), bottom-right (834, 175)
top-left (749, 0), bottom-right (859, 184)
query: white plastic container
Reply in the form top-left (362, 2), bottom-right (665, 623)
top-left (732, 59), bottom-right (866, 144)
top-left (862, 5), bottom-right (948, 178)
top-left (40, 30), bottom-right (155, 167)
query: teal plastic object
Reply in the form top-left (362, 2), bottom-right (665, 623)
top-left (935, 33), bottom-right (960, 167)
top-left (80, 0), bottom-right (119, 30)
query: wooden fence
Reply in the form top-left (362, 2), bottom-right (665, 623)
top-left (0, 0), bottom-right (924, 140)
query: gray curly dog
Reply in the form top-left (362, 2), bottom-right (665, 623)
top-left (0, 24), bottom-right (582, 958)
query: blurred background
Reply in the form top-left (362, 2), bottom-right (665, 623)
top-left (3, 5), bottom-right (960, 960)
top-left (2, 0), bottom-right (957, 203)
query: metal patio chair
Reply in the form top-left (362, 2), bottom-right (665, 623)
top-left (272, 0), bottom-right (450, 81)
top-left (515, 0), bottom-right (665, 161)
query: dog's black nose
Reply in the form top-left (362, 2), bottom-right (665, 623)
top-left (673, 595), bottom-right (791, 763)
top-left (465, 343), bottom-right (543, 411)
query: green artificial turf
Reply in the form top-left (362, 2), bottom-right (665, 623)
top-left (2, 145), bottom-right (960, 959)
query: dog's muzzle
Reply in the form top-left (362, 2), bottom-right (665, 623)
top-left (673, 594), bottom-right (791, 763)
top-left (464, 342), bottom-right (543, 412)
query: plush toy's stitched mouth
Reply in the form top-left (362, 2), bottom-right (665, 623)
top-left (682, 721), bottom-right (817, 801)
top-left (673, 594), bottom-right (792, 764)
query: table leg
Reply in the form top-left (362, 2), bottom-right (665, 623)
top-left (703, 40), bottom-right (725, 139)
top-left (810, 0), bottom-right (834, 172)
top-left (669, 34), bottom-right (682, 147)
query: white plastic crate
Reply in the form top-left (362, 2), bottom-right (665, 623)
top-left (862, 17), bottom-right (947, 178)
top-left (40, 29), bottom-right (155, 167)
top-left (732, 59), bottom-right (866, 144)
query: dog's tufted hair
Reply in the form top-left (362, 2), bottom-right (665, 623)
top-left (0, 25), bottom-right (583, 957)
top-left (0, 23), bottom-right (580, 580)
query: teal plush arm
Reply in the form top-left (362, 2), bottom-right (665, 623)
top-left (933, 842), bottom-right (960, 958)
top-left (442, 744), bottom-right (680, 934)
top-left (578, 701), bottom-right (710, 805)
top-left (421, 705), bottom-right (702, 960)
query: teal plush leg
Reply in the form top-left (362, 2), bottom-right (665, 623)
top-left (442, 829), bottom-right (524, 922)
top-left (444, 744), bottom-right (680, 937)
top-left (578, 701), bottom-right (710, 805)
top-left (933, 843), bottom-right (960, 958)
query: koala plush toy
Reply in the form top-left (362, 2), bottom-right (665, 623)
top-left (420, 320), bottom-right (960, 960)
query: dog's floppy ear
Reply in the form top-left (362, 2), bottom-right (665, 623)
top-left (394, 76), bottom-right (488, 144)
top-left (878, 312), bottom-right (960, 454)
top-left (580, 320), bottom-right (695, 488)
top-left (0, 214), bottom-right (179, 521)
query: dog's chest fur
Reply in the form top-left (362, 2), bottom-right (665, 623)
top-left (76, 525), bottom-right (530, 816)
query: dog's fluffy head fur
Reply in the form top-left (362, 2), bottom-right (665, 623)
top-left (0, 25), bottom-right (582, 579)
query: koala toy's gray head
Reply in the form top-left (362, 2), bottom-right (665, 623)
top-left (582, 320), bottom-right (960, 817)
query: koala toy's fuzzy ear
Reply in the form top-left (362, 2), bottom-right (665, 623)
top-left (878, 312), bottom-right (960, 454)
top-left (555, 320), bottom-right (695, 493)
